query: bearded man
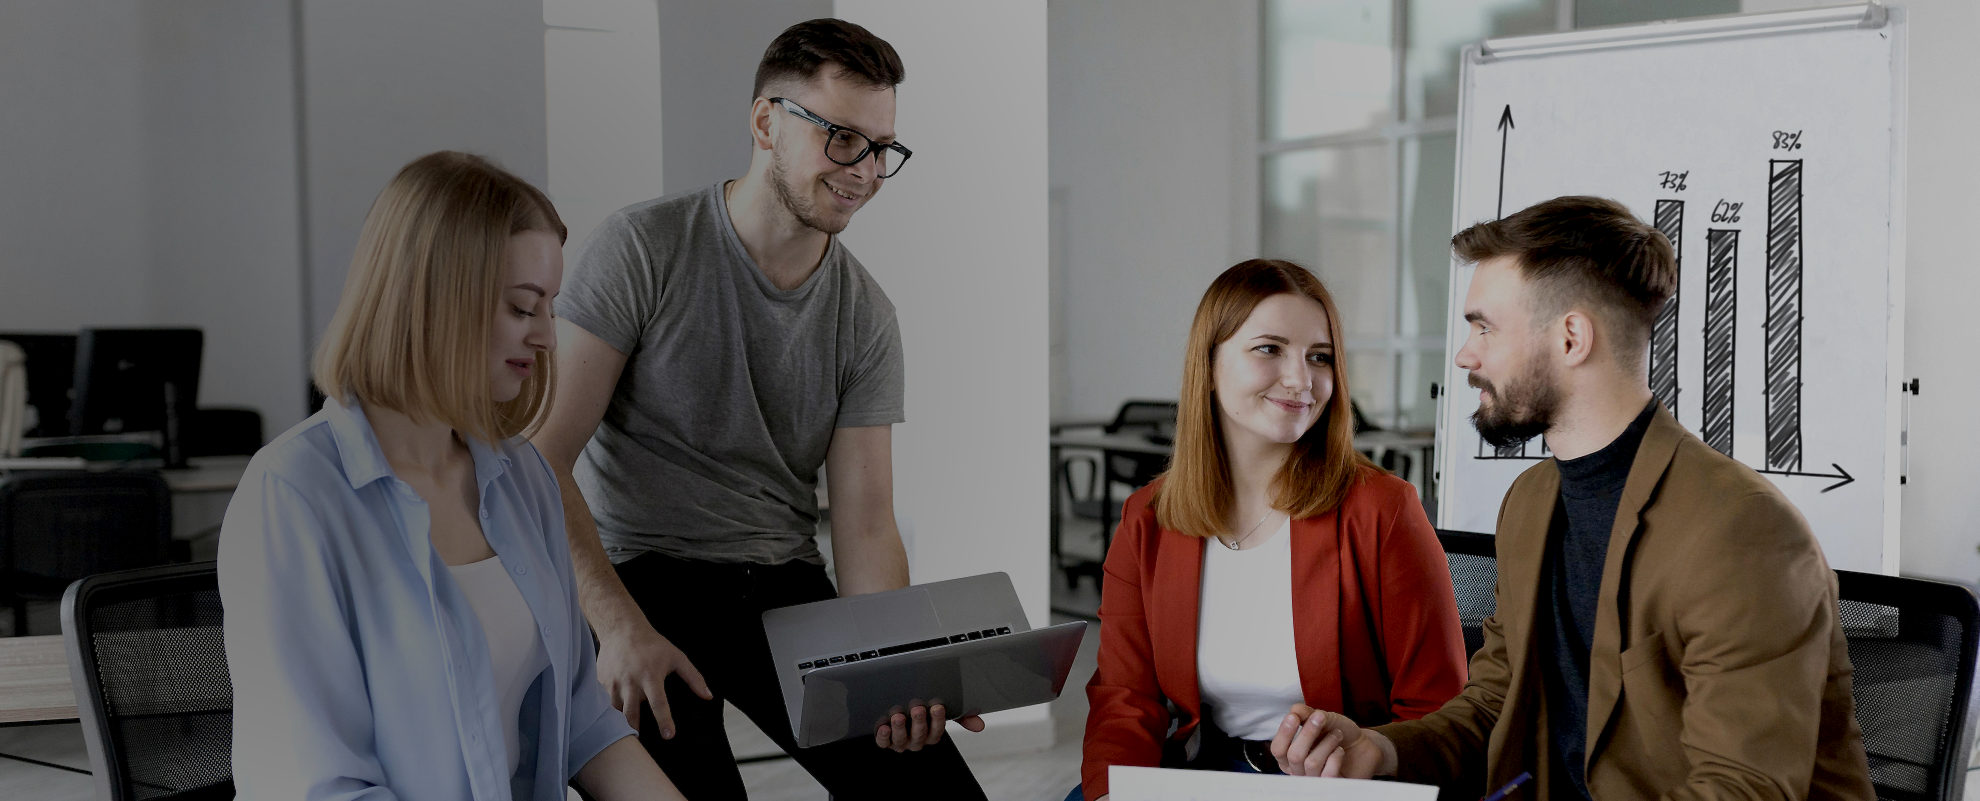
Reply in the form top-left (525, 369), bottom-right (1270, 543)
top-left (532, 19), bottom-right (987, 800)
top-left (1267, 196), bottom-right (1873, 801)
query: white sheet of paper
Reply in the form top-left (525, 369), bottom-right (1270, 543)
top-left (1108, 766), bottom-right (1437, 801)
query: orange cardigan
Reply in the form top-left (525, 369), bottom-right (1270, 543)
top-left (1079, 471), bottom-right (1468, 798)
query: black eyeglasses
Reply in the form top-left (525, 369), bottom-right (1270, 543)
top-left (771, 97), bottom-right (912, 179)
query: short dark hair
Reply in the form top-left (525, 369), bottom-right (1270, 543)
top-left (753, 19), bottom-right (904, 101)
top-left (1453, 196), bottom-right (1677, 366)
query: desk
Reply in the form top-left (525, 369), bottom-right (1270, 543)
top-left (163, 457), bottom-right (248, 555)
top-left (0, 455), bottom-right (247, 494)
top-left (163, 455), bottom-right (250, 494)
top-left (0, 456), bottom-right (251, 546)
top-left (0, 635), bottom-right (74, 725)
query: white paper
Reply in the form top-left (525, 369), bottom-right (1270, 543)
top-left (1108, 766), bottom-right (1437, 801)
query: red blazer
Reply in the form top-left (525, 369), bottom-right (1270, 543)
top-left (1079, 471), bottom-right (1468, 798)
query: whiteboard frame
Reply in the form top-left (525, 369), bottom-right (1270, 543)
top-left (1430, 4), bottom-right (1909, 575)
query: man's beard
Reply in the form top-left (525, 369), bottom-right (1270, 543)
top-left (1469, 358), bottom-right (1561, 448)
top-left (768, 147), bottom-right (848, 235)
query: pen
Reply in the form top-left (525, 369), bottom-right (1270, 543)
top-left (1480, 771), bottom-right (1532, 801)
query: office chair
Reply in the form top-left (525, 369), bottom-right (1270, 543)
top-left (2, 470), bottom-right (174, 636)
top-left (62, 561), bottom-right (233, 801)
top-left (1435, 529), bottom-right (1497, 662)
top-left (1059, 400), bottom-right (1178, 513)
top-left (1835, 570), bottom-right (1980, 801)
top-left (1055, 400), bottom-right (1178, 590)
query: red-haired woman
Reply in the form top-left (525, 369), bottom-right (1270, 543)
top-left (1070, 260), bottom-right (1467, 800)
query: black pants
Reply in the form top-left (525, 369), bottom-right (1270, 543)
top-left (615, 552), bottom-right (987, 800)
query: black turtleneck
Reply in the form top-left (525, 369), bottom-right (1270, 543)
top-left (1542, 399), bottom-right (1658, 801)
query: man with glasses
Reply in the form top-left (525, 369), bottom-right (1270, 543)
top-left (534, 18), bottom-right (987, 800)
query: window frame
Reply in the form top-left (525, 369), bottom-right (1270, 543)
top-left (1258, 0), bottom-right (1573, 431)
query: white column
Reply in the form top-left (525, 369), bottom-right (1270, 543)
top-left (299, 0), bottom-right (550, 346)
top-left (832, 0), bottom-right (1054, 756)
top-left (544, 0), bottom-right (664, 265)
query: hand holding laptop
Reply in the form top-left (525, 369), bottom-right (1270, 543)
top-left (873, 703), bottom-right (985, 751)
top-left (764, 573), bottom-right (1086, 749)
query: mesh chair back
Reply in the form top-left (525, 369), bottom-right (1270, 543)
top-left (1436, 530), bottom-right (1497, 661)
top-left (1105, 400), bottom-right (1178, 434)
top-left (1106, 452), bottom-right (1170, 488)
top-left (1100, 401), bottom-right (1177, 494)
top-left (4, 470), bottom-right (174, 635)
top-left (1835, 570), bottom-right (1980, 801)
top-left (62, 562), bottom-right (233, 801)
top-left (3, 471), bottom-right (173, 587)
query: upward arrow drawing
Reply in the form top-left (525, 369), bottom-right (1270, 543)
top-left (1496, 105), bottom-right (1515, 219)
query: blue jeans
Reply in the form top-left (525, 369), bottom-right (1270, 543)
top-left (1063, 755), bottom-right (1264, 800)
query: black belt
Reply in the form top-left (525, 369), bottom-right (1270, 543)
top-left (1237, 738), bottom-right (1284, 774)
top-left (1196, 726), bottom-right (1285, 775)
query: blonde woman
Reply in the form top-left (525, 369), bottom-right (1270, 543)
top-left (220, 152), bottom-right (684, 800)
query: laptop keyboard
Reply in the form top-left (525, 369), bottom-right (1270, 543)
top-left (797, 627), bottom-right (1014, 675)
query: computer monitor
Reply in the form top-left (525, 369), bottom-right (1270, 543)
top-left (69, 328), bottom-right (203, 466)
top-left (0, 332), bottom-right (78, 438)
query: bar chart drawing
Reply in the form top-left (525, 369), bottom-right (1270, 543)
top-left (1765, 160), bottom-right (1805, 473)
top-left (1702, 228), bottom-right (1739, 456)
top-left (1649, 200), bottom-right (1683, 417)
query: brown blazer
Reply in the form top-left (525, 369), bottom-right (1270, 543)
top-left (1375, 405), bottom-right (1874, 800)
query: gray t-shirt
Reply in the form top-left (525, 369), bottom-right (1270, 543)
top-left (559, 182), bottom-right (904, 566)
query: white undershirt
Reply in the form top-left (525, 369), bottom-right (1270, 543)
top-left (448, 556), bottom-right (550, 777)
top-left (1195, 517), bottom-right (1305, 741)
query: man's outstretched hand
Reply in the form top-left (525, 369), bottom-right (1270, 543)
top-left (595, 621), bottom-right (713, 740)
top-left (1268, 703), bottom-right (1396, 778)
top-left (873, 704), bottom-right (985, 752)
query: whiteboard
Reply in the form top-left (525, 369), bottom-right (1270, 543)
top-left (1433, 4), bottom-right (1908, 574)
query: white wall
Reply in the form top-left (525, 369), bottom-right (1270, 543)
top-left (834, 0), bottom-right (1053, 755)
top-left (142, 0), bottom-right (305, 431)
top-left (0, 0), bottom-right (306, 431)
top-left (0, 2), bottom-right (151, 332)
top-left (1049, 0), bottom-right (1261, 421)
top-left (546, 1), bottom-right (833, 261)
top-left (544, 0), bottom-right (664, 265)
top-left (656, 0), bottom-right (831, 197)
top-left (299, 0), bottom-right (549, 343)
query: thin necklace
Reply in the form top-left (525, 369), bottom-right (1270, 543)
top-left (1222, 510), bottom-right (1278, 551)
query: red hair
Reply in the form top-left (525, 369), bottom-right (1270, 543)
top-left (1155, 260), bottom-right (1375, 538)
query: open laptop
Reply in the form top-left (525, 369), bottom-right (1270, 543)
top-left (763, 572), bottom-right (1087, 747)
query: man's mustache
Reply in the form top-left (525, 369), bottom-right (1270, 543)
top-left (1467, 373), bottom-right (1493, 394)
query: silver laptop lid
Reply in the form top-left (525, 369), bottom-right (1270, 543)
top-left (763, 572), bottom-right (1032, 740)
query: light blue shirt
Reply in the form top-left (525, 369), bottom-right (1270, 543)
top-left (219, 400), bottom-right (634, 801)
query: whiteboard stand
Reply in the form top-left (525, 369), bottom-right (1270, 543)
top-left (1432, 3), bottom-right (1908, 575)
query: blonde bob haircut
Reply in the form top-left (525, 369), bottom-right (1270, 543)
top-left (312, 151), bottom-right (566, 443)
top-left (1155, 260), bottom-right (1375, 539)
